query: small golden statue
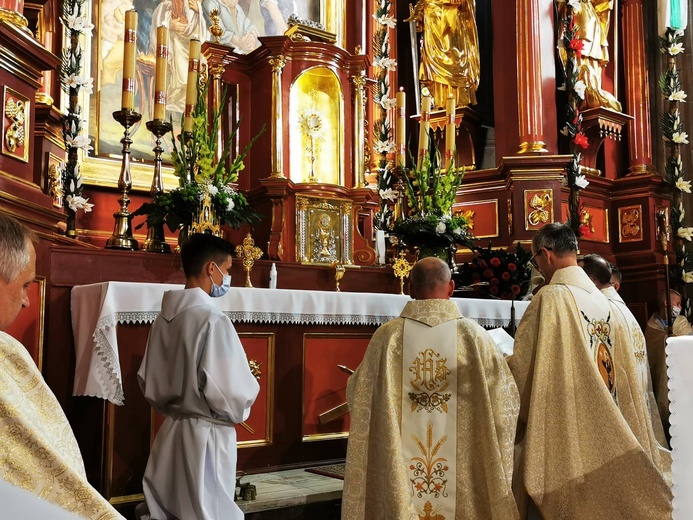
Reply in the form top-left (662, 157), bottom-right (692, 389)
top-left (209, 9), bottom-right (224, 44)
top-left (332, 262), bottom-right (346, 292)
top-left (235, 233), bottom-right (263, 288)
top-left (392, 251), bottom-right (414, 295)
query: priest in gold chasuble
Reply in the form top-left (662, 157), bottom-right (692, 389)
top-left (343, 258), bottom-right (519, 520)
top-left (510, 224), bottom-right (671, 519)
top-left (581, 254), bottom-right (671, 483)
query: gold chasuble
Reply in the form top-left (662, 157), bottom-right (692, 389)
top-left (509, 267), bottom-right (671, 519)
top-left (0, 332), bottom-right (122, 519)
top-left (343, 300), bottom-right (519, 520)
top-left (602, 286), bottom-right (671, 481)
top-left (645, 313), bottom-right (693, 425)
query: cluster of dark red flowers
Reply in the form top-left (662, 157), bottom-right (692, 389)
top-left (455, 243), bottom-right (532, 300)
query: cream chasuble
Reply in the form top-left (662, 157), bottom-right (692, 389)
top-left (645, 313), bottom-right (693, 425)
top-left (509, 267), bottom-right (672, 519)
top-left (602, 286), bottom-right (671, 481)
top-left (0, 331), bottom-right (122, 519)
top-left (343, 299), bottom-right (519, 520)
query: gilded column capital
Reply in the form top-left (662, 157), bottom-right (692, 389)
top-left (209, 63), bottom-right (225, 80)
top-left (269, 54), bottom-right (287, 73)
top-left (350, 73), bottom-right (367, 89)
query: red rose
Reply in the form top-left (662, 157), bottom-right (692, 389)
top-left (511, 284), bottom-right (521, 295)
top-left (508, 263), bottom-right (517, 272)
top-left (574, 132), bottom-right (589, 149)
top-left (490, 286), bottom-right (499, 295)
top-left (483, 269), bottom-right (493, 279)
top-left (502, 272), bottom-right (511, 281)
top-left (490, 278), bottom-right (499, 286)
top-left (490, 257), bottom-right (501, 267)
top-left (479, 260), bottom-right (488, 269)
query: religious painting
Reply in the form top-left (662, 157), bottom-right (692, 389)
top-left (296, 195), bottom-right (353, 265)
top-left (6, 277), bottom-right (46, 371)
top-left (618, 204), bottom-right (643, 243)
top-left (524, 189), bottom-right (553, 231)
top-left (2, 86), bottom-right (30, 163)
top-left (302, 333), bottom-right (371, 441)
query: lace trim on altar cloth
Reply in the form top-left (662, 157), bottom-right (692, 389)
top-left (93, 314), bottom-right (125, 405)
top-left (666, 336), bottom-right (693, 520)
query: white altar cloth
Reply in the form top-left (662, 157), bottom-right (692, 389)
top-left (71, 281), bottom-right (529, 405)
top-left (667, 336), bottom-right (693, 520)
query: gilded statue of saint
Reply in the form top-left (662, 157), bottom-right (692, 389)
top-left (557, 0), bottom-right (622, 111)
top-left (407, 0), bottom-right (480, 109)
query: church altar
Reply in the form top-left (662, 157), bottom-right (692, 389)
top-left (71, 281), bottom-right (529, 405)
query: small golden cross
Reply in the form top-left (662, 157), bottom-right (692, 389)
top-left (392, 251), bottom-right (414, 295)
top-left (235, 233), bottom-right (263, 288)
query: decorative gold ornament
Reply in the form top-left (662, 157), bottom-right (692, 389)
top-left (332, 262), bottom-right (345, 292)
top-left (459, 209), bottom-right (475, 230)
top-left (527, 192), bottom-right (552, 226)
top-left (48, 163), bottom-right (63, 208)
top-left (580, 208), bottom-right (595, 234)
top-left (392, 251), bottom-right (414, 295)
top-left (248, 359), bottom-right (261, 381)
top-left (209, 9), bottom-right (224, 44)
top-left (190, 186), bottom-right (222, 237)
top-left (4, 98), bottom-right (26, 154)
top-left (235, 233), bottom-right (263, 288)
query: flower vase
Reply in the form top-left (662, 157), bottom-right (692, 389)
top-left (65, 209), bottom-right (78, 238)
top-left (417, 244), bottom-right (458, 272)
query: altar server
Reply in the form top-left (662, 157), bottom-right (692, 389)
top-left (0, 213), bottom-right (122, 519)
top-left (510, 223), bottom-right (671, 519)
top-left (138, 233), bottom-right (259, 520)
top-left (343, 257), bottom-right (520, 520)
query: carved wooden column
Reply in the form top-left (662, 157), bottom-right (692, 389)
top-left (516, 0), bottom-right (548, 154)
top-left (351, 72), bottom-right (366, 188)
top-left (269, 54), bottom-right (286, 178)
top-left (622, 0), bottom-right (655, 175)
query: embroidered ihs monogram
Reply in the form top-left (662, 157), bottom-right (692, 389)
top-left (409, 348), bottom-right (452, 413)
top-left (581, 310), bottom-right (617, 401)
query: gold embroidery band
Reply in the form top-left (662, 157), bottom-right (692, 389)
top-left (402, 319), bottom-right (457, 519)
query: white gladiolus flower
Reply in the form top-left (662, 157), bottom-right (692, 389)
top-left (574, 175), bottom-right (589, 189)
top-left (378, 188), bottom-right (397, 201)
top-left (679, 202), bottom-right (686, 221)
top-left (568, 0), bottom-right (582, 12)
top-left (436, 222), bottom-right (446, 234)
top-left (374, 140), bottom-right (395, 154)
top-left (573, 80), bottom-right (586, 100)
top-left (453, 227), bottom-right (462, 235)
top-left (677, 227), bottom-right (693, 241)
top-left (672, 132), bottom-right (689, 144)
top-left (676, 178), bottom-right (692, 193)
top-left (379, 96), bottom-right (397, 110)
top-left (66, 75), bottom-right (94, 95)
top-left (669, 90), bottom-right (687, 102)
top-left (683, 270), bottom-right (693, 283)
top-left (207, 184), bottom-right (219, 196)
top-left (373, 57), bottom-right (397, 71)
top-left (372, 14), bottom-right (396, 27)
top-left (66, 135), bottom-right (93, 152)
top-left (66, 195), bottom-right (94, 212)
top-left (227, 198), bottom-right (235, 211)
top-left (68, 178), bottom-right (75, 193)
top-left (62, 13), bottom-right (94, 33)
top-left (669, 43), bottom-right (684, 55)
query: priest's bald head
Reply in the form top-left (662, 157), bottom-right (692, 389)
top-left (0, 214), bottom-right (37, 331)
top-left (409, 257), bottom-right (455, 300)
top-left (580, 254), bottom-right (613, 289)
top-left (531, 223), bottom-right (579, 283)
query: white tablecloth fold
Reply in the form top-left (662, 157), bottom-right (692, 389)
top-left (71, 282), bottom-right (528, 405)
top-left (667, 336), bottom-right (693, 520)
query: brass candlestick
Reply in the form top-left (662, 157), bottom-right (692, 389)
top-left (235, 233), bottom-right (263, 288)
top-left (656, 208), bottom-right (673, 335)
top-left (183, 131), bottom-right (194, 183)
top-left (142, 119), bottom-right (173, 253)
top-left (106, 109), bottom-right (142, 250)
top-left (333, 263), bottom-right (345, 292)
top-left (209, 9), bottom-right (224, 43)
top-left (392, 251), bottom-right (414, 295)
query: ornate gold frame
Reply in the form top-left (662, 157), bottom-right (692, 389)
top-left (618, 204), bottom-right (643, 243)
top-left (2, 86), bottom-right (30, 163)
top-left (580, 207), bottom-right (610, 244)
top-left (523, 189), bottom-right (554, 230)
top-left (301, 332), bottom-right (372, 442)
top-left (456, 199), bottom-right (499, 238)
top-left (296, 194), bottom-right (353, 265)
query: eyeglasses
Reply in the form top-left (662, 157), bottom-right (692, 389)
top-left (528, 247), bottom-right (552, 269)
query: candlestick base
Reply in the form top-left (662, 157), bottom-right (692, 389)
top-left (106, 109), bottom-right (142, 251)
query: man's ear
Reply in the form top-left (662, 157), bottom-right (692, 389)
top-left (447, 280), bottom-right (455, 297)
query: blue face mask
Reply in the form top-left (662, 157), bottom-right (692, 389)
top-left (209, 263), bottom-right (231, 297)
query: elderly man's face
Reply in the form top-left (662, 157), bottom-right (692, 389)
top-left (0, 241), bottom-right (36, 331)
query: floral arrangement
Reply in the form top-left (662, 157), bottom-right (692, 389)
top-left (660, 28), bottom-right (693, 289)
top-left (371, 0), bottom-right (397, 230)
top-left (558, 4), bottom-right (590, 238)
top-left (455, 243), bottom-right (533, 299)
top-left (60, 0), bottom-right (95, 220)
top-left (391, 151), bottom-right (472, 260)
top-left (134, 84), bottom-right (263, 232)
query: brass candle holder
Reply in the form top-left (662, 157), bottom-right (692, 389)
top-left (392, 250), bottom-right (414, 295)
top-left (235, 233), bottom-right (263, 288)
top-left (106, 109), bottom-right (142, 250)
top-left (142, 119), bottom-right (173, 253)
top-left (183, 131), bottom-right (194, 183)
